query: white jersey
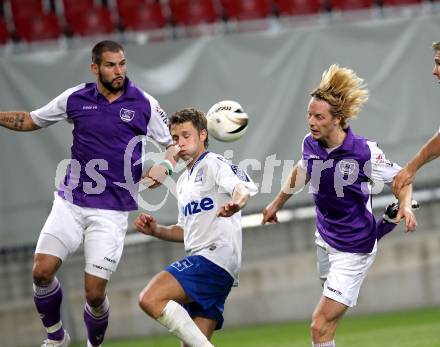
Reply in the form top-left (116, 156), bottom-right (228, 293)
top-left (176, 151), bottom-right (258, 284)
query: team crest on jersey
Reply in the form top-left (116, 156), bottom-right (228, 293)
top-left (231, 165), bottom-right (250, 182)
top-left (120, 108), bottom-right (135, 122)
top-left (195, 168), bottom-right (204, 183)
top-left (338, 160), bottom-right (356, 175)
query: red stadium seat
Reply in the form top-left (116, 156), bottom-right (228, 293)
top-left (10, 0), bottom-right (43, 22)
top-left (117, 0), bottom-right (167, 31)
top-left (274, 0), bottom-right (322, 16)
top-left (15, 12), bottom-right (61, 42)
top-left (169, 0), bottom-right (218, 26)
top-left (67, 7), bottom-right (115, 36)
top-left (0, 17), bottom-right (10, 45)
top-left (63, 0), bottom-right (95, 25)
top-left (381, 0), bottom-right (422, 5)
top-left (330, 0), bottom-right (374, 11)
top-left (221, 0), bottom-right (272, 21)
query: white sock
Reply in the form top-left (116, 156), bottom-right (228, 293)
top-left (313, 341), bottom-right (336, 347)
top-left (157, 300), bottom-right (214, 347)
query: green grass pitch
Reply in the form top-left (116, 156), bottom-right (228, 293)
top-left (73, 307), bottom-right (440, 347)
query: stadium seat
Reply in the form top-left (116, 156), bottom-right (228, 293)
top-left (0, 17), bottom-right (10, 45)
top-left (10, 0), bottom-right (43, 22)
top-left (62, 0), bottom-right (94, 26)
top-left (15, 12), bottom-right (61, 42)
top-left (274, 0), bottom-right (322, 17)
top-left (117, 0), bottom-right (167, 31)
top-left (330, 0), bottom-right (374, 11)
top-left (66, 6), bottom-right (115, 36)
top-left (380, 0), bottom-right (423, 5)
top-left (169, 0), bottom-right (219, 26)
top-left (221, 0), bottom-right (272, 21)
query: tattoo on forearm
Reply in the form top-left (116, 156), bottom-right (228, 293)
top-left (0, 112), bottom-right (28, 130)
top-left (14, 114), bottom-right (25, 130)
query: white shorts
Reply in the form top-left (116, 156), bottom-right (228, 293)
top-left (315, 231), bottom-right (377, 307)
top-left (35, 193), bottom-right (129, 280)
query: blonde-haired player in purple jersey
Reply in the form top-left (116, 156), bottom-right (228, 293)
top-left (262, 65), bottom-right (417, 347)
top-left (0, 40), bottom-right (179, 347)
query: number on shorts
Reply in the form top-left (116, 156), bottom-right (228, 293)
top-left (170, 258), bottom-right (194, 272)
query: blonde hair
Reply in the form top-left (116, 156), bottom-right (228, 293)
top-left (432, 41), bottom-right (440, 51)
top-left (311, 64), bottom-right (369, 129)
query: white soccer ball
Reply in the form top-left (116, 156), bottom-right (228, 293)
top-left (206, 100), bottom-right (249, 142)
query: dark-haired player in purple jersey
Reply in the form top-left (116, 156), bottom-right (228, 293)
top-left (0, 40), bottom-right (179, 347)
top-left (262, 65), bottom-right (417, 347)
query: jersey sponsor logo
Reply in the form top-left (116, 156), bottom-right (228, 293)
top-left (231, 164), bottom-right (250, 182)
top-left (170, 258), bottom-right (193, 271)
top-left (82, 105), bottom-right (98, 110)
top-left (155, 105), bottom-right (168, 125)
top-left (182, 197), bottom-right (214, 216)
top-left (338, 160), bottom-right (356, 175)
top-left (120, 108), bottom-right (135, 122)
top-left (374, 154), bottom-right (393, 167)
top-left (309, 154), bottom-right (320, 159)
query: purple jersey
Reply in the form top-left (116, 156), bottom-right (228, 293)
top-left (300, 127), bottom-right (401, 253)
top-left (30, 78), bottom-right (172, 211)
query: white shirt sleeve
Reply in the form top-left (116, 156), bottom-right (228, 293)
top-left (144, 93), bottom-right (172, 147)
top-left (213, 156), bottom-right (258, 196)
top-left (297, 158), bottom-right (307, 170)
top-left (30, 84), bottom-right (85, 128)
top-left (367, 141), bottom-right (401, 183)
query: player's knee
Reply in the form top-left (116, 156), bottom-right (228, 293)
top-left (32, 263), bottom-right (55, 285)
top-left (85, 289), bottom-right (106, 307)
top-left (138, 290), bottom-right (160, 318)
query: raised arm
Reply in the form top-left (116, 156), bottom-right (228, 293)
top-left (393, 132), bottom-right (440, 194)
top-left (141, 144), bottom-right (180, 189)
top-left (262, 162), bottom-right (309, 224)
top-left (0, 111), bottom-right (40, 131)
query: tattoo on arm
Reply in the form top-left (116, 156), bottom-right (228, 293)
top-left (14, 113), bottom-right (25, 130)
top-left (0, 111), bottom-right (38, 131)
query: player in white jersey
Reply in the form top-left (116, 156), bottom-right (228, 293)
top-left (134, 107), bottom-right (257, 347)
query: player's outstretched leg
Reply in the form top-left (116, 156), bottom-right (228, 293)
top-left (377, 200), bottom-right (419, 241)
top-left (139, 271), bottom-right (214, 347)
top-left (157, 300), bottom-right (214, 347)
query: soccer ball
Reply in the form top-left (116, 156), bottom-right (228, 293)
top-left (206, 100), bottom-right (249, 142)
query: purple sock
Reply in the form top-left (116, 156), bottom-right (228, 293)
top-left (84, 297), bottom-right (109, 347)
top-left (376, 217), bottom-right (397, 241)
top-left (33, 277), bottom-right (65, 341)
